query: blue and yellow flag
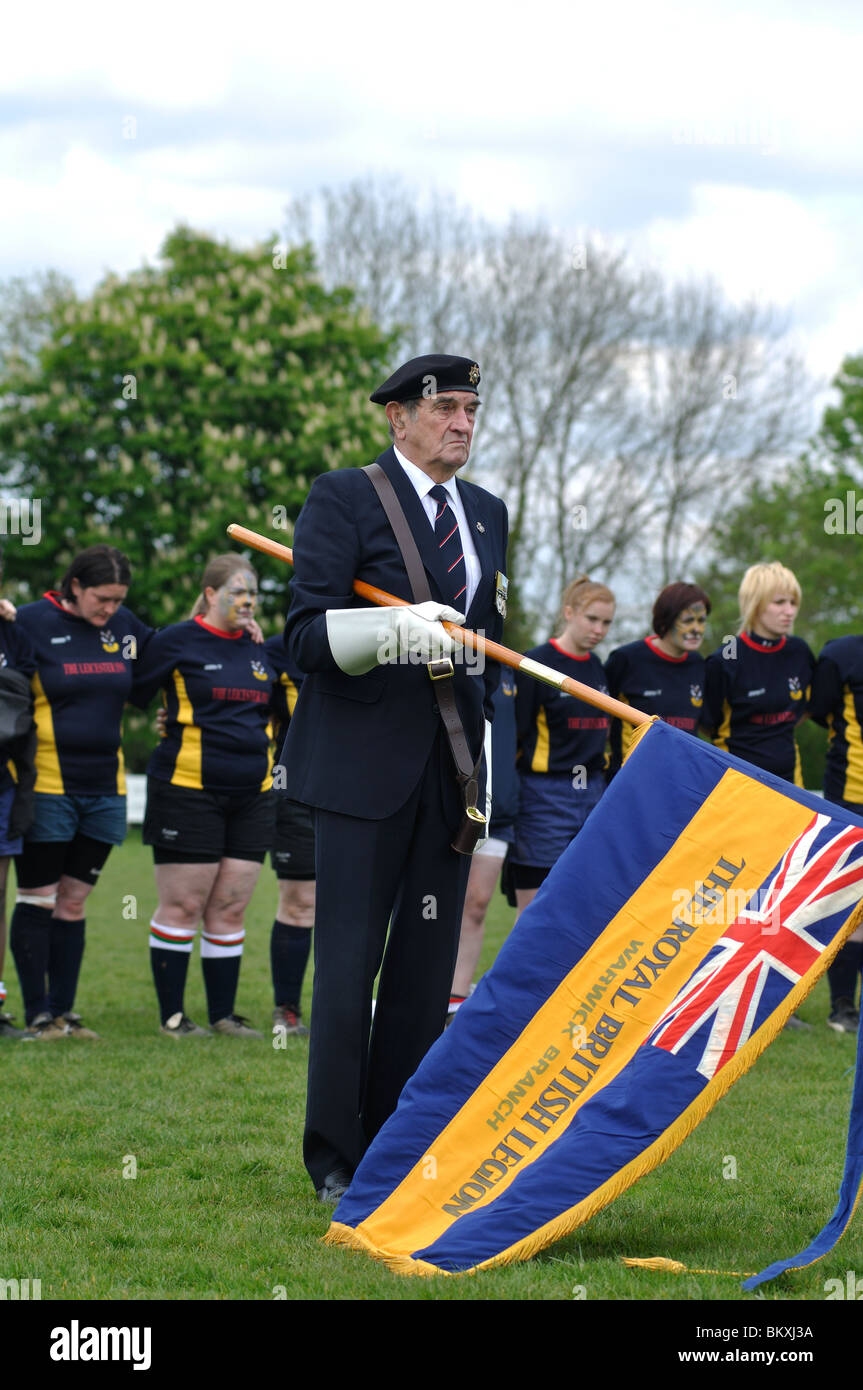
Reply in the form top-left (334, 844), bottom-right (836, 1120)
top-left (327, 720), bottom-right (863, 1277)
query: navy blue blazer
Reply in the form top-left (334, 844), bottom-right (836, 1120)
top-left (280, 447), bottom-right (509, 819)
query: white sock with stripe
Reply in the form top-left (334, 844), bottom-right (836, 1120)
top-left (149, 921), bottom-right (196, 953)
top-left (149, 920), bottom-right (196, 1025)
top-left (201, 930), bottom-right (245, 1023)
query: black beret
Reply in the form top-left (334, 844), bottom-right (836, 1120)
top-left (370, 354), bottom-right (481, 404)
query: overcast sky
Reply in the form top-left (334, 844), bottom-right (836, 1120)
top-left (2, 0), bottom-right (862, 383)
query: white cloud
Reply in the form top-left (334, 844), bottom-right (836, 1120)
top-left (1, 0), bottom-right (862, 383)
top-left (0, 143), bottom-right (285, 285)
top-left (643, 184), bottom-right (838, 305)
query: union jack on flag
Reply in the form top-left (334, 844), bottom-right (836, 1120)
top-left (650, 813), bottom-right (863, 1080)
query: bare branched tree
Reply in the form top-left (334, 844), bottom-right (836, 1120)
top-left (0, 269), bottom-right (76, 373)
top-left (285, 179), bottom-right (815, 640)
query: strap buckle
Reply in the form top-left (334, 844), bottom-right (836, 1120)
top-left (427, 658), bottom-right (455, 681)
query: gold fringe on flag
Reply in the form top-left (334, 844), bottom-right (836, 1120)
top-left (621, 1256), bottom-right (756, 1277)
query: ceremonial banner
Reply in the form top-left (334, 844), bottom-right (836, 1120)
top-left (326, 719), bottom-right (863, 1277)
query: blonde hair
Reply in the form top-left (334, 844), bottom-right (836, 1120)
top-left (738, 561), bottom-right (801, 634)
top-left (556, 574), bottom-right (615, 634)
top-left (190, 554), bottom-right (257, 619)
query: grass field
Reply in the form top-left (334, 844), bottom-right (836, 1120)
top-left (2, 828), bottom-right (861, 1303)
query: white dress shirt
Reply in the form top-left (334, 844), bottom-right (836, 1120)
top-left (393, 447), bottom-right (481, 614)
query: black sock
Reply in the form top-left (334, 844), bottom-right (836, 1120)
top-left (149, 922), bottom-right (196, 1024)
top-left (828, 941), bottom-right (863, 1009)
top-left (48, 918), bottom-right (86, 1017)
top-left (201, 931), bottom-right (244, 1024)
top-left (9, 902), bottom-right (53, 1023)
top-left (270, 920), bottom-right (311, 1009)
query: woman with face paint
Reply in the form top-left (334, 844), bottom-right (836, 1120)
top-left (9, 546), bottom-right (155, 1040)
top-left (604, 582), bottom-right (711, 778)
top-left (509, 576), bottom-right (616, 916)
top-left (132, 554), bottom-right (279, 1038)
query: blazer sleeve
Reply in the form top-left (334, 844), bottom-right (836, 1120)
top-left (284, 473), bottom-right (363, 675)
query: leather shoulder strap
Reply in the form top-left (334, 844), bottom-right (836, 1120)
top-left (363, 463), bottom-right (431, 605)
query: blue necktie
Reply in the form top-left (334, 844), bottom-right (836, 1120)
top-left (429, 485), bottom-right (467, 609)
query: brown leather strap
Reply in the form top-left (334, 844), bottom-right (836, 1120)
top-left (363, 463), bottom-right (484, 830)
top-left (364, 463), bottom-right (434, 605)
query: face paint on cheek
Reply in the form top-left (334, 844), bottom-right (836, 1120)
top-left (672, 606), bottom-right (707, 645)
top-left (218, 593), bottom-right (246, 626)
top-left (216, 577), bottom-right (257, 627)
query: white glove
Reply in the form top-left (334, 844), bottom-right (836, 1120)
top-left (325, 602), bottom-right (465, 676)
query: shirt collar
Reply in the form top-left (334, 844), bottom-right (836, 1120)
top-left (393, 447), bottom-right (459, 503)
top-left (742, 630), bottom-right (786, 652)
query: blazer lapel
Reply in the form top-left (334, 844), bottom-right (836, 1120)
top-left (457, 478), bottom-right (495, 624)
top-left (378, 448), bottom-right (454, 603)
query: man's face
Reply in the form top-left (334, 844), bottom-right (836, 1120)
top-left (389, 392), bottom-right (480, 478)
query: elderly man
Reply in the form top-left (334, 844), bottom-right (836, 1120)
top-left (280, 354), bottom-right (509, 1201)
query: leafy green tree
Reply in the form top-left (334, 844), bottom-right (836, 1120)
top-left (0, 229), bottom-right (392, 768)
top-left (0, 227), bottom-right (393, 627)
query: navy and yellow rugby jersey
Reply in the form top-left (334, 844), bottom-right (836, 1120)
top-left (703, 631), bottom-right (814, 784)
top-left (263, 633), bottom-right (303, 749)
top-left (516, 641), bottom-right (610, 776)
top-left (132, 617), bottom-right (279, 794)
top-left (15, 593), bottom-right (154, 796)
top-left (0, 617), bottom-right (37, 794)
top-left (809, 636), bottom-right (863, 805)
top-left (605, 636), bottom-right (705, 775)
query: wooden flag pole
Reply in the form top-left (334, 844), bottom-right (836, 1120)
top-left (227, 523), bottom-right (651, 727)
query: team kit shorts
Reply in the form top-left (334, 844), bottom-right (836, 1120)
top-left (143, 779), bottom-right (277, 864)
top-left (509, 769), bottom-right (605, 888)
top-left (270, 796), bottom-right (315, 880)
top-left (15, 791), bottom-right (127, 888)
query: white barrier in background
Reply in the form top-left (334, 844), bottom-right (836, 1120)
top-left (126, 773), bottom-right (147, 825)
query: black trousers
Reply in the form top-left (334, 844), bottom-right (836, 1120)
top-left (303, 731), bottom-right (472, 1189)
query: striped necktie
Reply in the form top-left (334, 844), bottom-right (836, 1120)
top-left (429, 484), bottom-right (467, 609)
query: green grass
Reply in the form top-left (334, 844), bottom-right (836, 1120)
top-left (1, 828), bottom-right (861, 1301)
